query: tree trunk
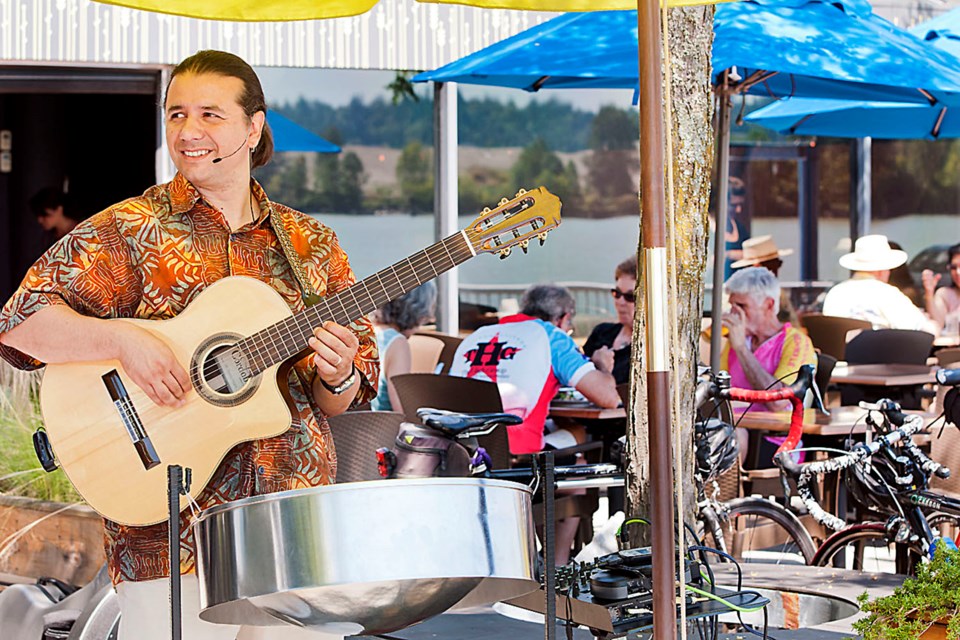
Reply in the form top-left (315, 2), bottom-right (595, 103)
top-left (626, 6), bottom-right (715, 541)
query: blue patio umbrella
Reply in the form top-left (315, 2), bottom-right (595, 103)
top-left (266, 110), bottom-right (341, 153)
top-left (744, 7), bottom-right (960, 137)
top-left (413, 0), bottom-right (960, 105)
top-left (413, 0), bottom-right (960, 369)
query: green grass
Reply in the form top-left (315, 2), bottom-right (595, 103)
top-left (0, 367), bottom-right (81, 504)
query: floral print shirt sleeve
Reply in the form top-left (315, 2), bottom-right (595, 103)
top-left (0, 174), bottom-right (379, 585)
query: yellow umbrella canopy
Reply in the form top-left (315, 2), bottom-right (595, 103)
top-left (93, 0), bottom-right (727, 22)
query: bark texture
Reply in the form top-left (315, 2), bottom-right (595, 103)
top-left (626, 6), bottom-right (715, 542)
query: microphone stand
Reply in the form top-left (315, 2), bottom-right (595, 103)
top-left (168, 465), bottom-right (191, 640)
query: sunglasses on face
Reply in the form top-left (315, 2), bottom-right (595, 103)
top-left (611, 288), bottom-right (636, 303)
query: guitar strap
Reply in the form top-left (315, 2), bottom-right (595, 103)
top-left (270, 212), bottom-right (324, 308)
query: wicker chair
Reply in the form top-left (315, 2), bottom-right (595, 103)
top-left (328, 411), bottom-right (407, 483)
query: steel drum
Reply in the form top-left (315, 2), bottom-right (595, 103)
top-left (195, 477), bottom-right (538, 634)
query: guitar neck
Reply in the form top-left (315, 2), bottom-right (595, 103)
top-left (237, 230), bottom-right (475, 373)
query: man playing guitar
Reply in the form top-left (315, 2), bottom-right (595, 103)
top-left (0, 50), bottom-right (378, 639)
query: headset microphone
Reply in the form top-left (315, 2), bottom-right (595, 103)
top-left (211, 141), bottom-right (248, 164)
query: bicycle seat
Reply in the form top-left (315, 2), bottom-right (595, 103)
top-left (417, 408), bottom-right (522, 438)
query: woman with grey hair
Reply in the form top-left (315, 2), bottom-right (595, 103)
top-left (371, 282), bottom-right (437, 412)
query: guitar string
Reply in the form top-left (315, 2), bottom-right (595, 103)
top-left (235, 219), bottom-right (528, 376)
top-left (194, 228), bottom-right (483, 387)
top-left (195, 204), bottom-right (543, 387)
top-left (237, 232), bottom-right (473, 375)
top-left (191, 236), bottom-right (474, 390)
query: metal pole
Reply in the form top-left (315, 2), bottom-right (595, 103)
top-left (433, 81), bottom-right (460, 335)
top-left (801, 147), bottom-right (820, 281)
top-left (636, 2), bottom-right (678, 637)
top-left (710, 88), bottom-right (732, 374)
top-left (849, 137), bottom-right (872, 244)
top-left (168, 465), bottom-right (182, 640)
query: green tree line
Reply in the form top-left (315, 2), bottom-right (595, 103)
top-left (255, 105), bottom-right (641, 218)
top-left (275, 95), bottom-right (599, 152)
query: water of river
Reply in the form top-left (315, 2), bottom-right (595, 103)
top-left (312, 213), bottom-right (958, 286)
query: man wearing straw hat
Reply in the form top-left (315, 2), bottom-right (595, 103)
top-left (730, 235), bottom-right (798, 325)
top-left (823, 234), bottom-right (935, 331)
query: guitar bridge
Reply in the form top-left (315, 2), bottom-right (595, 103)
top-left (102, 370), bottom-right (161, 470)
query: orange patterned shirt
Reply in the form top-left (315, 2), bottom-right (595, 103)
top-left (0, 173), bottom-right (379, 584)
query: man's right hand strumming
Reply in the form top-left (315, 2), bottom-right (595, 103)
top-left (0, 305), bottom-right (189, 407)
top-left (114, 323), bottom-right (190, 407)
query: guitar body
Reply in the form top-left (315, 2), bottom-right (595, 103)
top-left (34, 186), bottom-right (563, 527)
top-left (40, 277), bottom-right (295, 526)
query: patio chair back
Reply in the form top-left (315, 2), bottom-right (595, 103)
top-left (414, 331), bottom-right (463, 374)
top-left (801, 314), bottom-right (871, 360)
top-left (843, 329), bottom-right (935, 365)
top-left (390, 373), bottom-right (510, 469)
top-left (328, 411), bottom-right (407, 483)
top-left (407, 334), bottom-right (445, 374)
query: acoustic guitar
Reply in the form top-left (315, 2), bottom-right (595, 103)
top-left (38, 188), bottom-right (561, 526)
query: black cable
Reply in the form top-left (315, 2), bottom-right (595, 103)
top-left (687, 545), bottom-right (742, 591)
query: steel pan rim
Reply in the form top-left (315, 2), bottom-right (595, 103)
top-left (195, 476), bottom-right (532, 522)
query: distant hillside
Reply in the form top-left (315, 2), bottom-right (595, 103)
top-left (274, 95), bottom-right (601, 152)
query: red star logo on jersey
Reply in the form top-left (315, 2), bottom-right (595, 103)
top-left (462, 333), bottom-right (522, 383)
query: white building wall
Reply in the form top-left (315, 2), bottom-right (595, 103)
top-left (0, 0), bottom-right (555, 70)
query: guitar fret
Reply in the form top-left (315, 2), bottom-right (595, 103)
top-left (242, 222), bottom-right (528, 375)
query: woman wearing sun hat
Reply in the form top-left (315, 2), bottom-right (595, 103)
top-left (822, 234), bottom-right (935, 331)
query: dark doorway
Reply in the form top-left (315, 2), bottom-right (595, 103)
top-left (0, 67), bottom-right (160, 301)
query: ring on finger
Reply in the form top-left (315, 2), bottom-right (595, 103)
top-left (333, 354), bottom-right (343, 367)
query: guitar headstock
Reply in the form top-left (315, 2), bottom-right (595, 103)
top-left (466, 187), bottom-right (562, 259)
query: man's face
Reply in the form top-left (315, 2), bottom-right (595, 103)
top-left (36, 206), bottom-right (62, 231)
top-left (164, 72), bottom-right (263, 189)
top-left (728, 291), bottom-right (774, 334)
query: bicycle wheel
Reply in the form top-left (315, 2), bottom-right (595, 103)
top-left (812, 522), bottom-right (922, 574)
top-left (703, 496), bottom-right (817, 565)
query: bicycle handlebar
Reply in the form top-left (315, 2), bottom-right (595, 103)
top-left (719, 363), bottom-right (821, 462)
top-left (776, 405), bottom-right (947, 531)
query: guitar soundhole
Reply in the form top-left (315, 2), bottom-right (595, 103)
top-left (192, 333), bottom-right (260, 408)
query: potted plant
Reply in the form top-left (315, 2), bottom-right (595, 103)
top-left (0, 365), bottom-right (103, 584)
top-left (853, 546), bottom-right (960, 640)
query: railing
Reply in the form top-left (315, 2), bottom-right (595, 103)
top-left (461, 280), bottom-right (834, 319)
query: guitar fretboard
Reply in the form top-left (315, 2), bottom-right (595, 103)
top-left (236, 230), bottom-right (475, 374)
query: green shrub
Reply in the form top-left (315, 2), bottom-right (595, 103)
top-left (853, 546), bottom-right (960, 639)
top-left (0, 371), bottom-right (81, 503)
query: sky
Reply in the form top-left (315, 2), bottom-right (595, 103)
top-left (256, 66), bottom-right (635, 113)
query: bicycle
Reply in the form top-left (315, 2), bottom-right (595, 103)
top-left (693, 364), bottom-right (820, 565)
top-left (775, 369), bottom-right (960, 574)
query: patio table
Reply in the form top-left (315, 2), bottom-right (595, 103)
top-left (829, 363), bottom-right (937, 387)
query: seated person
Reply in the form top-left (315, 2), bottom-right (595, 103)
top-left (450, 284), bottom-right (619, 564)
top-left (922, 242), bottom-right (960, 335)
top-left (722, 267), bottom-right (817, 468)
top-left (729, 235), bottom-right (798, 326)
top-left (371, 282), bottom-right (437, 413)
top-left (823, 234), bottom-right (935, 332)
top-left (722, 267), bottom-right (817, 411)
top-left (584, 255), bottom-right (636, 385)
top-left (450, 284), bottom-right (620, 456)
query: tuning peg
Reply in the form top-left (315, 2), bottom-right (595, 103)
top-left (515, 188), bottom-right (527, 197)
top-left (499, 197), bottom-right (509, 206)
top-left (499, 247), bottom-right (512, 260)
top-left (538, 232), bottom-right (548, 246)
top-left (520, 240), bottom-right (529, 254)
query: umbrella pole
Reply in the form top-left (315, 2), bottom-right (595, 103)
top-left (710, 87), bottom-right (731, 373)
top-left (636, 1), bottom-right (677, 637)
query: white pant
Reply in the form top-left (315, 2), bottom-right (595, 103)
top-left (116, 575), bottom-right (343, 640)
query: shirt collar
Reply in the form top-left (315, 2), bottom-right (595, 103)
top-left (166, 172), bottom-right (274, 225)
